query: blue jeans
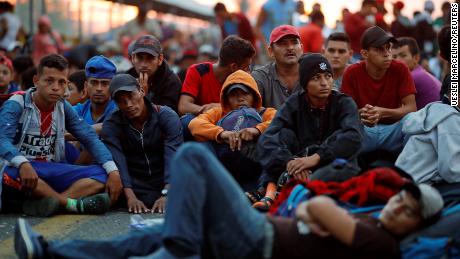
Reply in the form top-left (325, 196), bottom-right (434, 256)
top-left (180, 114), bottom-right (196, 142)
top-left (361, 121), bottom-right (405, 155)
top-left (47, 226), bottom-right (163, 259)
top-left (46, 143), bottom-right (269, 259)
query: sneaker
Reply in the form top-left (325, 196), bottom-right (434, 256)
top-left (23, 197), bottom-right (60, 217)
top-left (77, 193), bottom-right (110, 214)
top-left (14, 218), bottom-right (45, 259)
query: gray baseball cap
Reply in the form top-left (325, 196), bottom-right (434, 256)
top-left (109, 74), bottom-right (140, 99)
top-left (131, 35), bottom-right (162, 57)
top-left (403, 183), bottom-right (444, 221)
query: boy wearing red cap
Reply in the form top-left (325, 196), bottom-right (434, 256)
top-left (390, 1), bottom-right (412, 38)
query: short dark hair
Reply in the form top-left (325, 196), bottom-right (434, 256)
top-left (394, 37), bottom-right (420, 56)
top-left (214, 2), bottom-right (227, 13)
top-left (21, 67), bottom-right (37, 90)
top-left (12, 55), bottom-right (34, 74)
top-left (362, 0), bottom-right (376, 7)
top-left (219, 36), bottom-right (255, 67)
top-left (37, 54), bottom-right (68, 75)
top-left (325, 32), bottom-right (351, 48)
top-left (441, 1), bottom-right (451, 11)
top-left (438, 25), bottom-right (451, 63)
top-left (310, 11), bottom-right (324, 23)
top-left (68, 70), bottom-right (86, 92)
top-left (0, 2), bottom-right (14, 12)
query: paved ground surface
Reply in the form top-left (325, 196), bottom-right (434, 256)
top-left (0, 210), bottom-right (163, 259)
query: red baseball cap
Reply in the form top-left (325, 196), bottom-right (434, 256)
top-left (269, 25), bottom-right (300, 45)
top-left (393, 1), bottom-right (404, 10)
top-left (0, 54), bottom-right (13, 72)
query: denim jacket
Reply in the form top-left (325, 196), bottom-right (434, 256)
top-left (0, 88), bottom-right (118, 173)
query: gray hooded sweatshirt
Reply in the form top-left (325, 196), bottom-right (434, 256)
top-left (396, 102), bottom-right (460, 183)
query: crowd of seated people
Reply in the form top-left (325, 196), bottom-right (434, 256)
top-left (0, 3), bottom-right (457, 257)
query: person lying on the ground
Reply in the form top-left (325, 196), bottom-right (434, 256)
top-left (101, 74), bottom-right (182, 214)
top-left (0, 54), bottom-right (122, 217)
top-left (188, 70), bottom-right (275, 189)
top-left (14, 142), bottom-right (444, 259)
top-left (255, 53), bottom-right (363, 210)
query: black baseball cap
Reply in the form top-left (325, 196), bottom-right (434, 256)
top-left (226, 84), bottom-right (250, 95)
top-left (109, 74), bottom-right (140, 99)
top-left (361, 26), bottom-right (397, 49)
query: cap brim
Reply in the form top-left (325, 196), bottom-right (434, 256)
top-left (370, 35), bottom-right (398, 47)
top-left (227, 84), bottom-right (250, 94)
top-left (271, 33), bottom-right (300, 44)
top-left (111, 85), bottom-right (138, 98)
top-left (132, 48), bottom-right (159, 57)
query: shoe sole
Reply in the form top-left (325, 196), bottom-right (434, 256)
top-left (23, 197), bottom-right (60, 217)
top-left (15, 218), bottom-right (37, 259)
top-left (81, 193), bottom-right (110, 214)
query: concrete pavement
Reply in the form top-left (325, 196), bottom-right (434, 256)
top-left (0, 210), bottom-right (163, 259)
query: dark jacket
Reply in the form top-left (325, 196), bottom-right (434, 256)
top-left (257, 90), bottom-right (363, 179)
top-left (101, 98), bottom-right (183, 191)
top-left (127, 61), bottom-right (181, 113)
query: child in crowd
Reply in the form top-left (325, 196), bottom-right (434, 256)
top-left (66, 70), bottom-right (87, 106)
top-left (0, 54), bottom-right (18, 94)
top-left (189, 70), bottom-right (276, 189)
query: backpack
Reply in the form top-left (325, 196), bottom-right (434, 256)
top-left (217, 107), bottom-right (264, 132)
top-left (400, 204), bottom-right (460, 259)
top-left (272, 182), bottom-right (384, 218)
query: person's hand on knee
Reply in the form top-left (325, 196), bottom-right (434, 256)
top-left (19, 162), bottom-right (39, 191)
top-left (106, 171), bottom-right (122, 204)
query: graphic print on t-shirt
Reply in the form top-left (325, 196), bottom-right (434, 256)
top-left (19, 106), bottom-right (56, 161)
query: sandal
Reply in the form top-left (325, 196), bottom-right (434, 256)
top-left (245, 190), bottom-right (264, 204)
top-left (253, 196), bottom-right (274, 212)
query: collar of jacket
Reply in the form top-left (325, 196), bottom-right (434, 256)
top-left (119, 96), bottom-right (157, 125)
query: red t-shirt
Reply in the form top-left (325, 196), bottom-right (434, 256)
top-left (36, 106), bottom-right (54, 161)
top-left (181, 62), bottom-right (221, 106)
top-left (40, 109), bottom-right (54, 136)
top-left (298, 23), bottom-right (324, 53)
top-left (341, 60), bottom-right (416, 109)
top-left (344, 12), bottom-right (369, 54)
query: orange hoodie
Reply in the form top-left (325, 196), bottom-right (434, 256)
top-left (189, 70), bottom-right (277, 142)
